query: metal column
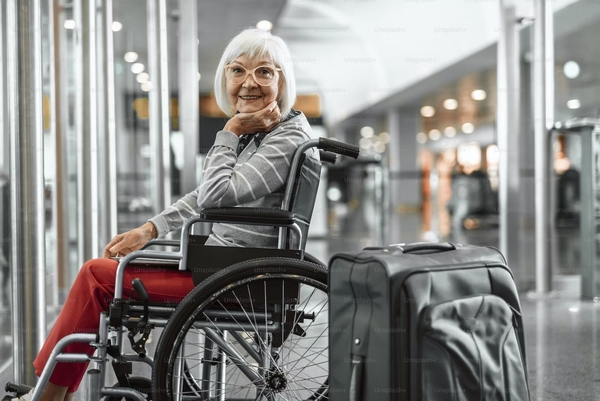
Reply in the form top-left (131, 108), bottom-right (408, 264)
top-left (178, 0), bottom-right (199, 194)
top-left (7, 0), bottom-right (47, 383)
top-left (533, 0), bottom-right (554, 294)
top-left (580, 126), bottom-right (597, 299)
top-left (0, 0), bottom-right (6, 173)
top-left (497, 3), bottom-right (521, 270)
top-left (75, 0), bottom-right (100, 264)
top-left (99, 0), bottom-right (118, 247)
top-left (49, 0), bottom-right (68, 307)
top-left (148, 0), bottom-right (171, 215)
top-left (386, 109), bottom-right (420, 243)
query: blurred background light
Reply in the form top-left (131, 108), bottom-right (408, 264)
top-left (141, 81), bottom-right (152, 92)
top-left (443, 99), bottom-right (458, 110)
top-left (567, 99), bottom-right (581, 109)
top-left (379, 131), bottom-right (390, 144)
top-left (428, 129), bottom-right (441, 141)
top-left (360, 126), bottom-right (375, 138)
top-left (131, 63), bottom-right (145, 74)
top-left (444, 126), bottom-right (457, 137)
top-left (416, 132), bottom-right (427, 144)
top-left (124, 52), bottom-right (138, 63)
top-left (64, 20), bottom-right (75, 29)
top-left (256, 20), bottom-right (273, 31)
top-left (112, 21), bottom-right (123, 32)
top-left (136, 72), bottom-right (149, 83)
top-left (461, 122), bottom-right (475, 133)
top-left (563, 61), bottom-right (580, 79)
top-left (471, 89), bottom-right (486, 100)
top-left (420, 105), bottom-right (436, 117)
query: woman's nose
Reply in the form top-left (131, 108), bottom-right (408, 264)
top-left (242, 72), bottom-right (258, 88)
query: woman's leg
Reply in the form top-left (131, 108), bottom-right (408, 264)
top-left (32, 258), bottom-right (196, 394)
top-left (36, 383), bottom-right (68, 401)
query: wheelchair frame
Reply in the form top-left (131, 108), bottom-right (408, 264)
top-left (21, 137), bottom-right (358, 401)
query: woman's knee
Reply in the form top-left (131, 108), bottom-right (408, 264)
top-left (78, 258), bottom-right (117, 287)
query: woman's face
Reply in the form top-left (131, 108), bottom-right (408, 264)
top-left (226, 54), bottom-right (281, 114)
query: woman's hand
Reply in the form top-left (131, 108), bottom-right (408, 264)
top-left (103, 222), bottom-right (157, 258)
top-left (224, 101), bottom-right (280, 137)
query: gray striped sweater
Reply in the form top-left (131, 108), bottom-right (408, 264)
top-left (148, 110), bottom-right (316, 248)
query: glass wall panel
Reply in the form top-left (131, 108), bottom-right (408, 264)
top-left (551, 1), bottom-right (600, 281)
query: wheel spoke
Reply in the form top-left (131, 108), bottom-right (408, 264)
top-left (154, 261), bottom-right (329, 401)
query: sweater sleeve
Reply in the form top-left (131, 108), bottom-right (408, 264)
top-left (147, 190), bottom-right (201, 237)
top-left (197, 127), bottom-right (310, 209)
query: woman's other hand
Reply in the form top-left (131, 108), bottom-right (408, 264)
top-left (103, 222), bottom-right (158, 258)
top-left (224, 101), bottom-right (280, 137)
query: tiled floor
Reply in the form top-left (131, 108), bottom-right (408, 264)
top-left (1, 211), bottom-right (599, 400)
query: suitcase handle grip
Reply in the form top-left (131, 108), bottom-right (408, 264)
top-left (395, 242), bottom-right (456, 253)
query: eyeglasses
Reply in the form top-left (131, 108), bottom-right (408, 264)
top-left (225, 63), bottom-right (281, 86)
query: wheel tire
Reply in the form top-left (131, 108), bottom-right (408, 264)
top-left (152, 257), bottom-right (329, 400)
top-left (104, 376), bottom-right (152, 400)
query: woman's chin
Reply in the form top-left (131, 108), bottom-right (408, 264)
top-left (236, 101), bottom-right (266, 114)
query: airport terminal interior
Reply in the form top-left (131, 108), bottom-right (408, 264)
top-left (2, 0), bottom-right (600, 399)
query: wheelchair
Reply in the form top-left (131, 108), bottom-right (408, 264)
top-left (5, 137), bottom-right (360, 401)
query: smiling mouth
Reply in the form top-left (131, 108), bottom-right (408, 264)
top-left (240, 96), bottom-right (261, 100)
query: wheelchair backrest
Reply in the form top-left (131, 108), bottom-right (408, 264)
top-left (285, 151), bottom-right (322, 250)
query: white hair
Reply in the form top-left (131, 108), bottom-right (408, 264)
top-left (214, 28), bottom-right (296, 118)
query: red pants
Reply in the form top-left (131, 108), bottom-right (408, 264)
top-left (33, 258), bottom-right (196, 392)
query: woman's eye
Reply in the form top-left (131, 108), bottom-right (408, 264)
top-left (259, 68), bottom-right (273, 77)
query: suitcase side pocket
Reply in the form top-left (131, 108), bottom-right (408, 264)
top-left (419, 294), bottom-right (529, 401)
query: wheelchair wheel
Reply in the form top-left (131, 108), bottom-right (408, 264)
top-left (152, 257), bottom-right (329, 400)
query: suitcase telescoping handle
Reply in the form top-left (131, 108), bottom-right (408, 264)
top-left (395, 242), bottom-right (456, 253)
top-left (363, 242), bottom-right (458, 254)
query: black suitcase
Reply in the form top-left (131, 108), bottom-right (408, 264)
top-left (329, 242), bottom-right (529, 401)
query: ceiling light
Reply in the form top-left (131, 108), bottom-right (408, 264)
top-left (136, 72), bottom-right (149, 83)
top-left (443, 99), bottom-right (458, 110)
top-left (327, 187), bottom-right (342, 202)
top-left (256, 20), bottom-right (273, 31)
top-left (420, 106), bottom-right (435, 118)
top-left (141, 81), bottom-right (152, 92)
top-left (360, 126), bottom-right (375, 138)
top-left (373, 142), bottom-right (386, 153)
top-left (416, 132), bottom-right (427, 144)
top-left (567, 99), bottom-right (581, 109)
top-left (359, 137), bottom-right (372, 149)
top-left (124, 52), bottom-right (138, 63)
top-left (111, 21), bottom-right (123, 32)
top-left (461, 122), bottom-right (474, 134)
top-left (379, 132), bottom-right (390, 144)
top-left (563, 61), bottom-right (580, 79)
top-left (131, 63), bottom-right (145, 74)
top-left (471, 89), bottom-right (487, 101)
top-left (64, 20), bottom-right (76, 29)
top-left (428, 129), bottom-right (441, 141)
top-left (444, 126), bottom-right (457, 137)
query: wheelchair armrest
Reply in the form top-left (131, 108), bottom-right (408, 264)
top-left (142, 239), bottom-right (181, 249)
top-left (201, 207), bottom-right (295, 226)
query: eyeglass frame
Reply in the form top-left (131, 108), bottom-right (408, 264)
top-left (224, 62), bottom-right (282, 86)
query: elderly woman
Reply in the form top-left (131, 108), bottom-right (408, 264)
top-left (16, 28), bottom-right (315, 401)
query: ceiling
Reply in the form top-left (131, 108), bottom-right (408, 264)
top-left (110, 0), bottom-right (599, 128)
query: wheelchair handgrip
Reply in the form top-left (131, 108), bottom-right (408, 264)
top-left (318, 138), bottom-right (360, 159)
top-left (132, 278), bottom-right (149, 302)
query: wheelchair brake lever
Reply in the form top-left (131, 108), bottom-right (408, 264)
top-left (128, 278), bottom-right (153, 357)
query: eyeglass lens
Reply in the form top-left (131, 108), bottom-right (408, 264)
top-left (226, 65), bottom-right (276, 85)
